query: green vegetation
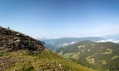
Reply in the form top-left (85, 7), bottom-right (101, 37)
top-left (0, 49), bottom-right (96, 71)
top-left (56, 41), bottom-right (119, 71)
top-left (0, 26), bottom-right (96, 71)
top-left (0, 51), bottom-right (9, 56)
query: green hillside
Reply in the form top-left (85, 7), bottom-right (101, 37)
top-left (56, 41), bottom-right (119, 71)
top-left (0, 49), bottom-right (96, 71)
top-left (0, 26), bottom-right (95, 71)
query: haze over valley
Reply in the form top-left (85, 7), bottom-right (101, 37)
top-left (0, 0), bottom-right (119, 71)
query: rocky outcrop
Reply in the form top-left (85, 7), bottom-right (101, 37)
top-left (0, 26), bottom-right (45, 52)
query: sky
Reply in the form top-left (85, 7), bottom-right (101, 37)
top-left (0, 0), bottom-right (119, 39)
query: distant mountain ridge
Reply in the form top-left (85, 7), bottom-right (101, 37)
top-left (41, 37), bottom-right (105, 50)
top-left (105, 34), bottom-right (119, 40)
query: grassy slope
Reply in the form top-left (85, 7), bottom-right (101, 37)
top-left (56, 41), bottom-right (119, 71)
top-left (0, 49), bottom-right (96, 71)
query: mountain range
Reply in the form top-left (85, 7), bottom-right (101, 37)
top-left (1, 26), bottom-right (119, 71)
top-left (0, 26), bottom-right (95, 71)
top-left (41, 36), bottom-right (119, 51)
top-left (41, 37), bottom-right (105, 51)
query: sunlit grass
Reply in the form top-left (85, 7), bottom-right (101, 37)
top-left (2, 49), bottom-right (96, 71)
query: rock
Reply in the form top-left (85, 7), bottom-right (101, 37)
top-left (0, 26), bottom-right (45, 52)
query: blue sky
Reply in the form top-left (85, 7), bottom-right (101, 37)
top-left (0, 0), bottom-right (119, 39)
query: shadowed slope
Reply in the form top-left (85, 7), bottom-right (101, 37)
top-left (0, 26), bottom-right (44, 52)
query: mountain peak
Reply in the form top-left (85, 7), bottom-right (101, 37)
top-left (0, 26), bottom-right (45, 52)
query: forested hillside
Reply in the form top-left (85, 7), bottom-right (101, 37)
top-left (56, 40), bottom-right (119, 71)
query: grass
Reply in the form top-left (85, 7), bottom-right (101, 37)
top-left (1, 49), bottom-right (97, 71)
top-left (0, 51), bottom-right (9, 57)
